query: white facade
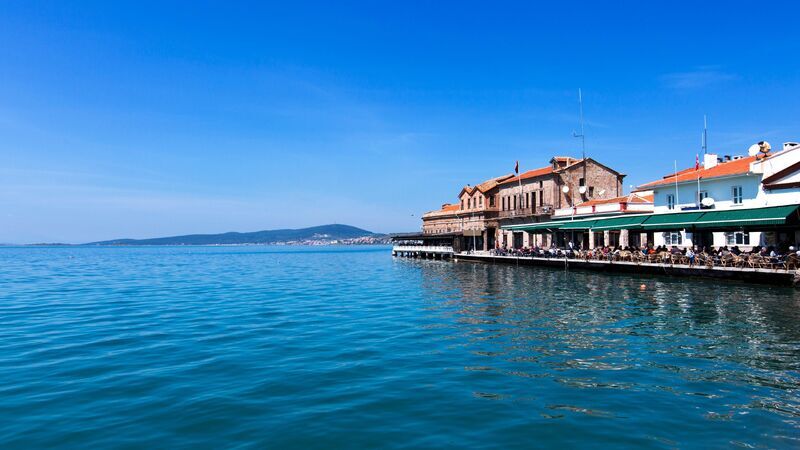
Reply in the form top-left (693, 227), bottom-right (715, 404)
top-left (647, 145), bottom-right (800, 250)
top-left (651, 173), bottom-right (760, 214)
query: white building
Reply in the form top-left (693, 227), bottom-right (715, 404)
top-left (635, 142), bottom-right (800, 249)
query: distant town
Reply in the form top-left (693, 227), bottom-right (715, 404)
top-left (268, 235), bottom-right (392, 246)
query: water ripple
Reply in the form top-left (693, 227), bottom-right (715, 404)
top-left (0, 246), bottom-right (799, 448)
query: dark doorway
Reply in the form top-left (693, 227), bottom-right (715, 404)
top-left (594, 232), bottom-right (605, 248)
top-left (629, 232), bottom-right (641, 249)
top-left (513, 232), bottom-right (524, 249)
top-left (694, 230), bottom-right (714, 250)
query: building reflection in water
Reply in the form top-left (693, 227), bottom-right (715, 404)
top-left (398, 257), bottom-right (800, 435)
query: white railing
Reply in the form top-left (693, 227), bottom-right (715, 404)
top-left (393, 245), bottom-right (454, 253)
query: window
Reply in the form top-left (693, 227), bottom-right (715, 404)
top-left (588, 186), bottom-right (594, 197)
top-left (663, 231), bottom-right (683, 245)
top-left (667, 194), bottom-right (675, 210)
top-left (579, 178), bottom-right (585, 187)
top-left (732, 186), bottom-right (743, 204)
top-left (513, 196), bottom-right (517, 210)
top-left (532, 192), bottom-right (537, 208)
top-left (489, 195), bottom-right (495, 207)
top-left (725, 231), bottom-right (750, 245)
top-left (461, 200), bottom-right (464, 210)
top-left (526, 192), bottom-right (530, 208)
top-left (479, 196), bottom-right (483, 206)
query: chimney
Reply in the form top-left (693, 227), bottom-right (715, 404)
top-left (704, 153), bottom-right (719, 169)
top-left (724, 155), bottom-right (731, 161)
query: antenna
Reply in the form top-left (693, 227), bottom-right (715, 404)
top-left (572, 89), bottom-right (586, 161)
top-left (572, 89), bottom-right (587, 194)
top-left (702, 115), bottom-right (708, 155)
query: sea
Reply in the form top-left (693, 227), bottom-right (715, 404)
top-left (1, 245), bottom-right (798, 448)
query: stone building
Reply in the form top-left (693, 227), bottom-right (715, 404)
top-left (496, 157), bottom-right (625, 248)
top-left (420, 155), bottom-right (625, 251)
top-left (421, 174), bottom-right (513, 252)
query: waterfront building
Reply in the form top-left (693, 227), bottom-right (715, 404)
top-left (398, 141), bottom-right (800, 286)
top-left (498, 141), bottom-right (800, 252)
top-left (420, 156), bottom-right (625, 252)
top-left (421, 174), bottom-right (514, 252)
top-left (635, 142), bottom-right (800, 249)
top-left (496, 156), bottom-right (625, 248)
top-left (414, 141), bottom-right (800, 256)
top-left (552, 193), bottom-right (654, 248)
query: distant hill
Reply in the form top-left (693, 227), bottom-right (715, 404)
top-left (87, 224), bottom-right (381, 246)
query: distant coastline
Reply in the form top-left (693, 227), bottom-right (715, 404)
top-left (19, 240), bottom-right (394, 247)
top-left (17, 224), bottom-right (399, 247)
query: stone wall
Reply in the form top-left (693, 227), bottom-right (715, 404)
top-left (556, 160), bottom-right (623, 208)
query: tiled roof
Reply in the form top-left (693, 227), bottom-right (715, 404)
top-left (499, 166), bottom-right (554, 185)
top-left (638, 193), bottom-right (654, 203)
top-left (578, 193), bottom-right (653, 207)
top-left (442, 203), bottom-right (460, 212)
top-left (636, 156), bottom-right (757, 189)
top-left (460, 174), bottom-right (515, 196)
top-left (422, 203), bottom-right (461, 217)
top-left (475, 174), bottom-right (514, 192)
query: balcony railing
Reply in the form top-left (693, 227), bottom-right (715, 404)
top-left (497, 205), bottom-right (554, 219)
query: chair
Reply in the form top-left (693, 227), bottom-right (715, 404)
top-left (673, 254), bottom-right (689, 265)
top-left (745, 254), bottom-right (765, 269)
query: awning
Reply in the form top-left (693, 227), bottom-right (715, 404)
top-left (693, 205), bottom-right (799, 229)
top-left (591, 215), bottom-right (650, 231)
top-left (641, 211), bottom-right (705, 230)
top-left (559, 219), bottom-right (597, 230)
top-left (504, 221), bottom-right (565, 232)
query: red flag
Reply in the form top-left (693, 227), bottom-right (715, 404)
top-left (514, 161), bottom-right (519, 174)
top-left (695, 154), bottom-right (700, 171)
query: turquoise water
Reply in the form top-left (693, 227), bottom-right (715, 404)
top-left (1, 245), bottom-right (799, 448)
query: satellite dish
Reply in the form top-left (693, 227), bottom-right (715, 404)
top-left (562, 185), bottom-right (570, 194)
top-left (748, 144), bottom-right (761, 157)
top-left (701, 197), bottom-right (715, 207)
top-left (759, 141), bottom-right (771, 154)
top-left (579, 186), bottom-right (587, 194)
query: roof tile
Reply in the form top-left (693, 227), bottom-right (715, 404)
top-left (637, 156), bottom-right (756, 189)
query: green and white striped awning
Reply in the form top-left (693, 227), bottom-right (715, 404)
top-left (693, 205), bottom-right (799, 229)
top-left (504, 221), bottom-right (566, 232)
top-left (590, 215), bottom-right (650, 231)
top-left (500, 205), bottom-right (800, 232)
top-left (559, 219), bottom-right (597, 230)
top-left (640, 211), bottom-right (705, 230)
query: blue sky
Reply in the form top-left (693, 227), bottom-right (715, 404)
top-left (1, 1), bottom-right (798, 243)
